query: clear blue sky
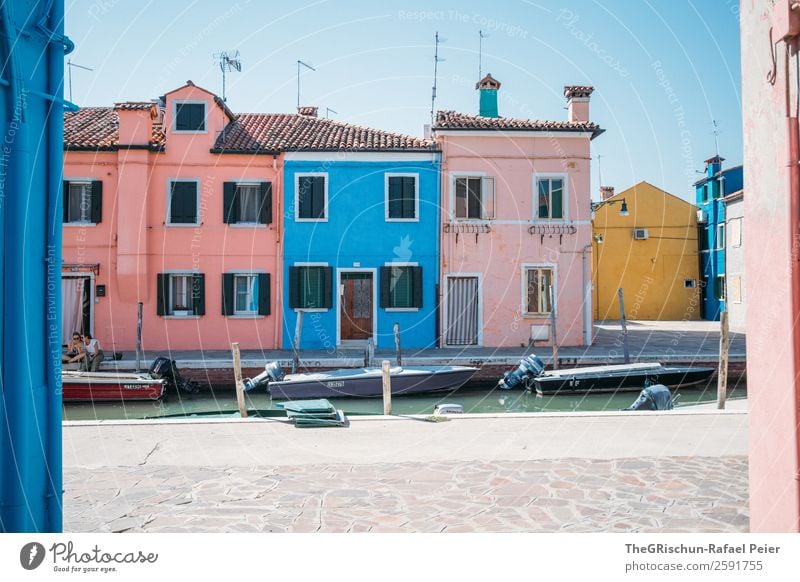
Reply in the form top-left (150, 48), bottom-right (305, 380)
top-left (65, 0), bottom-right (742, 200)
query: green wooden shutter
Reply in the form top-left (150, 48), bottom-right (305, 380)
top-left (222, 273), bottom-right (235, 315)
top-left (312, 176), bottom-right (326, 219)
top-left (411, 266), bottom-right (423, 308)
top-left (156, 274), bottom-right (167, 316)
top-left (258, 273), bottom-right (271, 315)
top-left (62, 181), bottom-right (69, 222)
top-left (192, 273), bottom-right (205, 315)
top-left (380, 266), bottom-right (391, 308)
top-left (297, 176), bottom-right (311, 219)
top-left (171, 182), bottom-right (197, 223)
top-left (388, 177), bottom-right (401, 219)
top-left (260, 182), bottom-right (273, 225)
top-left (322, 267), bottom-right (333, 309)
top-left (90, 180), bottom-right (103, 223)
top-left (289, 267), bottom-right (302, 309)
top-left (223, 182), bottom-right (237, 224)
top-left (402, 177), bottom-right (416, 219)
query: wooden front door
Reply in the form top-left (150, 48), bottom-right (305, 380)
top-left (340, 272), bottom-right (373, 341)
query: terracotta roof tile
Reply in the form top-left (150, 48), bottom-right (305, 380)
top-left (433, 110), bottom-right (603, 138)
top-left (64, 107), bottom-right (165, 150)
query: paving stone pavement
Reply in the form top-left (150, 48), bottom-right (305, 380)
top-left (63, 456), bottom-right (748, 533)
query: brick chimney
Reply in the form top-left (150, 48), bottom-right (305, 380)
top-left (600, 186), bottom-right (615, 201)
top-left (564, 85), bottom-right (594, 123)
top-left (297, 106), bottom-right (318, 117)
top-left (114, 102), bottom-right (157, 146)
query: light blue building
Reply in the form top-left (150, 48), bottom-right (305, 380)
top-left (694, 155), bottom-right (744, 320)
top-left (281, 113), bottom-right (441, 350)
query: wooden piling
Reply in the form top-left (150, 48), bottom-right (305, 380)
top-left (549, 287), bottom-right (559, 370)
top-left (617, 288), bottom-right (630, 364)
top-left (135, 302), bottom-right (143, 372)
top-left (231, 342), bottom-right (248, 418)
top-left (393, 322), bottom-right (402, 366)
top-left (292, 310), bottom-right (304, 374)
top-left (717, 310), bottom-right (729, 410)
top-left (382, 359), bottom-right (392, 415)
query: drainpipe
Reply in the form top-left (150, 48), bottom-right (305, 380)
top-left (582, 244), bottom-right (593, 346)
top-left (44, 0), bottom-right (67, 532)
top-left (272, 153), bottom-right (282, 348)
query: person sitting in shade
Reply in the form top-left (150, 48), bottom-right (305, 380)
top-left (83, 333), bottom-right (104, 371)
top-left (62, 332), bottom-right (87, 366)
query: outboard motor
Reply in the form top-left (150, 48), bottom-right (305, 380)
top-left (498, 354), bottom-right (545, 390)
top-left (244, 361), bottom-right (285, 393)
top-left (624, 384), bottom-right (674, 411)
top-left (149, 357), bottom-right (200, 395)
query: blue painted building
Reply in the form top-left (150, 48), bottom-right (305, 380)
top-left (280, 113), bottom-right (440, 350)
top-left (694, 155), bottom-right (744, 320)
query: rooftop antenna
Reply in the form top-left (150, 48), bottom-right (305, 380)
top-left (213, 50), bottom-right (242, 103)
top-left (297, 60), bottom-right (316, 109)
top-left (478, 30), bottom-right (488, 80)
top-left (431, 32), bottom-right (446, 124)
top-left (325, 107), bottom-right (338, 119)
top-left (710, 119), bottom-right (721, 155)
top-left (596, 153), bottom-right (604, 188)
top-left (66, 59), bottom-right (93, 103)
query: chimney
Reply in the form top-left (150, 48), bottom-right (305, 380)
top-left (297, 106), bottom-right (318, 117)
top-left (704, 154), bottom-right (725, 178)
top-left (476, 73), bottom-right (501, 118)
top-left (114, 102), bottom-right (157, 146)
top-left (564, 85), bottom-right (594, 123)
top-left (600, 186), bottom-right (615, 201)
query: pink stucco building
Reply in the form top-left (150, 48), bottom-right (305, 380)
top-left (63, 81), bottom-right (283, 352)
top-left (741, 0), bottom-right (800, 532)
top-left (433, 77), bottom-right (603, 347)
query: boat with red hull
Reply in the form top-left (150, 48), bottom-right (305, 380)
top-left (62, 371), bottom-right (166, 402)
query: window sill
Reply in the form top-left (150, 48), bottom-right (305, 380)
top-left (172, 129), bottom-right (208, 135)
top-left (228, 314), bottom-right (266, 319)
top-left (385, 307), bottom-right (420, 312)
top-left (295, 218), bottom-right (328, 223)
top-left (64, 222), bottom-right (97, 227)
top-left (386, 218), bottom-right (419, 223)
top-left (295, 308), bottom-right (328, 313)
top-left (229, 223), bottom-right (269, 229)
top-left (522, 313), bottom-right (555, 318)
top-left (166, 223), bottom-right (202, 227)
top-left (163, 315), bottom-right (201, 319)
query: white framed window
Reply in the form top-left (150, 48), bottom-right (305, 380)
top-left (535, 175), bottom-right (567, 220)
top-left (523, 265), bottom-right (555, 316)
top-left (385, 174), bottom-right (419, 221)
top-left (729, 217), bottom-right (742, 247)
top-left (170, 275), bottom-right (192, 315)
top-left (167, 179), bottom-right (200, 225)
top-left (715, 275), bottom-right (725, 301)
top-left (237, 184), bottom-right (261, 224)
top-left (157, 272), bottom-right (205, 317)
top-left (716, 223), bottom-right (725, 250)
top-left (234, 274), bottom-right (259, 315)
top-left (173, 100), bottom-right (207, 133)
top-left (453, 175), bottom-right (495, 220)
top-left (295, 173), bottom-right (328, 222)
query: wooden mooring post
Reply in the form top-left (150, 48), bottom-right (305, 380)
top-left (393, 322), bottom-right (402, 366)
top-left (549, 287), bottom-right (559, 370)
top-left (617, 288), bottom-right (630, 364)
top-left (382, 360), bottom-right (392, 415)
top-left (717, 310), bottom-right (729, 410)
top-left (292, 310), bottom-right (304, 374)
top-left (135, 302), bottom-right (143, 372)
top-left (231, 342), bottom-right (248, 418)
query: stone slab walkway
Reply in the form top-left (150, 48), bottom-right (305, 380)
top-left (62, 411), bottom-right (749, 533)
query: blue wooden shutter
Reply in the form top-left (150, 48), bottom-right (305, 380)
top-left (402, 177), bottom-right (415, 219)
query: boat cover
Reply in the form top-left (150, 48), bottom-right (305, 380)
top-left (624, 384), bottom-right (674, 411)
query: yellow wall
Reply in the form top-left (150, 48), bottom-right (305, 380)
top-left (592, 182), bottom-right (701, 321)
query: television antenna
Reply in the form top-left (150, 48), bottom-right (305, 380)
top-left (478, 30), bottom-right (488, 80)
top-left (430, 32), bottom-right (446, 124)
top-left (325, 107), bottom-right (338, 119)
top-left (710, 119), bottom-right (721, 155)
top-left (297, 60), bottom-right (316, 109)
top-left (66, 59), bottom-right (93, 103)
top-left (213, 50), bottom-right (242, 103)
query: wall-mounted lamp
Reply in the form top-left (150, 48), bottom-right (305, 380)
top-left (591, 198), bottom-right (629, 217)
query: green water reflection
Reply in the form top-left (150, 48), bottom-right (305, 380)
top-left (62, 380), bottom-right (747, 421)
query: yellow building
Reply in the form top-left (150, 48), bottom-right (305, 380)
top-left (592, 182), bottom-right (701, 321)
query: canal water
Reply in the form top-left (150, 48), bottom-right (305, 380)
top-left (62, 380), bottom-right (747, 421)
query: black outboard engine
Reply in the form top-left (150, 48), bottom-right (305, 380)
top-left (149, 357), bottom-right (200, 395)
top-left (498, 355), bottom-right (545, 390)
top-left (244, 361), bottom-right (285, 392)
top-left (624, 384), bottom-right (674, 411)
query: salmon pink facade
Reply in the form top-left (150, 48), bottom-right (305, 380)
top-left (63, 82), bottom-right (283, 352)
top-left (433, 80), bottom-right (603, 347)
